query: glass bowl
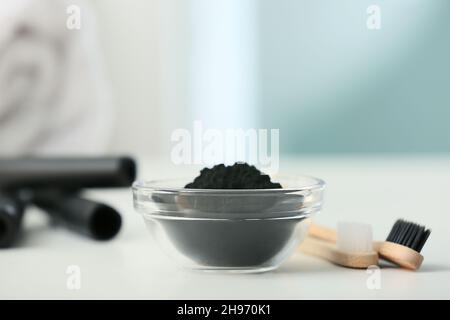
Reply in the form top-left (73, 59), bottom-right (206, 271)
top-left (132, 176), bottom-right (325, 273)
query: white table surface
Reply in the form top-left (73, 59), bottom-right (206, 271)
top-left (1, 155), bottom-right (450, 299)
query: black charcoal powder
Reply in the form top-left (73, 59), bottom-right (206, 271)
top-left (185, 163), bottom-right (282, 189)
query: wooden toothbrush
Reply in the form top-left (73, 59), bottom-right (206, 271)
top-left (299, 221), bottom-right (379, 269)
top-left (307, 219), bottom-right (431, 270)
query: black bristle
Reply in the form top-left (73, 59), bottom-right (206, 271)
top-left (410, 226), bottom-right (423, 250)
top-left (400, 223), bottom-right (414, 246)
top-left (386, 220), bottom-right (400, 241)
top-left (404, 224), bottom-right (417, 248)
top-left (386, 219), bottom-right (431, 253)
top-left (416, 229), bottom-right (431, 253)
top-left (392, 219), bottom-right (406, 244)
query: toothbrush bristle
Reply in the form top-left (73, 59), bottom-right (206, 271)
top-left (336, 222), bottom-right (373, 253)
top-left (386, 219), bottom-right (431, 253)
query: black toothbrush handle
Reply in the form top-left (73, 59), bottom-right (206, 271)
top-left (32, 191), bottom-right (122, 240)
top-left (0, 157), bottom-right (136, 190)
top-left (0, 193), bottom-right (26, 248)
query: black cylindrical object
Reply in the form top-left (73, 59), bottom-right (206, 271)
top-left (32, 191), bottom-right (122, 240)
top-left (0, 193), bottom-right (26, 248)
top-left (0, 157), bottom-right (136, 190)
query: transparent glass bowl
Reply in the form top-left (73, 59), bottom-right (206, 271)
top-left (132, 176), bottom-right (325, 273)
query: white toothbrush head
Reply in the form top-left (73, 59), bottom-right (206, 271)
top-left (336, 222), bottom-right (374, 253)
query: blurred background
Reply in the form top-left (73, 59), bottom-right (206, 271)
top-left (1, 0), bottom-right (449, 158)
top-left (1, 1), bottom-right (450, 298)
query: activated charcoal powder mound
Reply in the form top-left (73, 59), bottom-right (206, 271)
top-left (185, 163), bottom-right (282, 189)
top-left (149, 163), bottom-right (306, 269)
top-left (181, 163), bottom-right (285, 214)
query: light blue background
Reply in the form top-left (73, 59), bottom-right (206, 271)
top-left (257, 0), bottom-right (450, 153)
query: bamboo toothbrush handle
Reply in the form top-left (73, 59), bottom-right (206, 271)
top-left (299, 237), bottom-right (379, 269)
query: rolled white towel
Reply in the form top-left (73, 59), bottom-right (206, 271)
top-left (0, 0), bottom-right (113, 156)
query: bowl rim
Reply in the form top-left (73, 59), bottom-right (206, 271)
top-left (132, 175), bottom-right (325, 194)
